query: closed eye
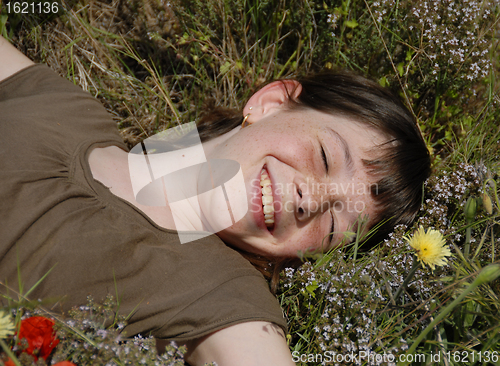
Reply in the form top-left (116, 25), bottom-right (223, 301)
top-left (321, 144), bottom-right (329, 172)
top-left (329, 210), bottom-right (335, 241)
top-left (322, 210), bottom-right (335, 250)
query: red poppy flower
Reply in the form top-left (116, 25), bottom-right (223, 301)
top-left (3, 358), bottom-right (76, 366)
top-left (18, 316), bottom-right (60, 361)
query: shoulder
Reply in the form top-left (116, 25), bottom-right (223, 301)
top-left (0, 35), bottom-right (34, 83)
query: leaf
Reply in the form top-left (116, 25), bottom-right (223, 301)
top-left (463, 300), bottom-right (479, 328)
top-left (344, 19), bottom-right (358, 28)
top-left (178, 32), bottom-right (190, 45)
top-left (397, 62), bottom-right (404, 76)
top-left (379, 76), bottom-right (390, 87)
top-left (334, 6), bottom-right (348, 16)
top-left (220, 61), bottom-right (232, 75)
top-left (305, 281), bottom-right (319, 298)
top-left (405, 49), bottom-right (414, 61)
top-left (0, 14), bottom-right (8, 39)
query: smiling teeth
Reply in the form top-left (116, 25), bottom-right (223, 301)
top-left (260, 168), bottom-right (275, 227)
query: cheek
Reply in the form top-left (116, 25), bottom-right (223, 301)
top-left (285, 224), bottom-right (328, 255)
top-left (352, 191), bottom-right (376, 217)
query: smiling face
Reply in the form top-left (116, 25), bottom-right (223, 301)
top-left (203, 81), bottom-right (388, 258)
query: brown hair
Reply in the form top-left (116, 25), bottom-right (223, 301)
top-left (197, 70), bottom-right (431, 293)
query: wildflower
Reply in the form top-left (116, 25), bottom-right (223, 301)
top-left (18, 316), bottom-right (60, 361)
top-left (405, 226), bottom-right (451, 270)
top-left (0, 310), bottom-right (15, 339)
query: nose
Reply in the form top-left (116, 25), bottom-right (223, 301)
top-left (295, 177), bottom-right (335, 222)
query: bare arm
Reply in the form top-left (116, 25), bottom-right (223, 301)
top-left (179, 321), bottom-right (295, 366)
top-left (0, 35), bottom-right (34, 83)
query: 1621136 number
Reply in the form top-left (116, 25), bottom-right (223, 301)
top-left (5, 2), bottom-right (59, 14)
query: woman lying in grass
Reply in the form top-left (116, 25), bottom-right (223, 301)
top-left (0, 35), bottom-right (430, 365)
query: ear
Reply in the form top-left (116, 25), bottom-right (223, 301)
top-left (242, 80), bottom-right (302, 124)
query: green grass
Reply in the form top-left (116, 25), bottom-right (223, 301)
top-left (1, 0), bottom-right (500, 364)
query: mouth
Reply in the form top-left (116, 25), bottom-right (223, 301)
top-left (260, 166), bottom-right (275, 231)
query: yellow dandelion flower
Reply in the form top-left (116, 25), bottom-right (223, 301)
top-left (405, 226), bottom-right (452, 270)
top-left (0, 309), bottom-right (15, 339)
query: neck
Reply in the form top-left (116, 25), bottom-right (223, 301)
top-left (88, 146), bottom-right (180, 230)
top-left (88, 127), bottom-right (241, 231)
top-left (202, 126), bottom-right (241, 159)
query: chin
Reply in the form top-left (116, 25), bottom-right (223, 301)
top-left (214, 226), bottom-right (243, 248)
top-left (215, 230), bottom-right (267, 256)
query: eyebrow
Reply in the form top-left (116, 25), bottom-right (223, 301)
top-left (326, 127), bottom-right (354, 173)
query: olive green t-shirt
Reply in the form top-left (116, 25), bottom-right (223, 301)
top-left (0, 64), bottom-right (286, 341)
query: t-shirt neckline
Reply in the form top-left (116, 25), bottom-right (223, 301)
top-left (76, 139), bottom-right (181, 235)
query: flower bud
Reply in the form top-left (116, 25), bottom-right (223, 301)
top-left (464, 197), bottom-right (477, 223)
top-left (476, 264), bottom-right (500, 285)
top-left (482, 192), bottom-right (493, 215)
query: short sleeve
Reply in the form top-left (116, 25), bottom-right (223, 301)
top-left (0, 64), bottom-right (126, 172)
